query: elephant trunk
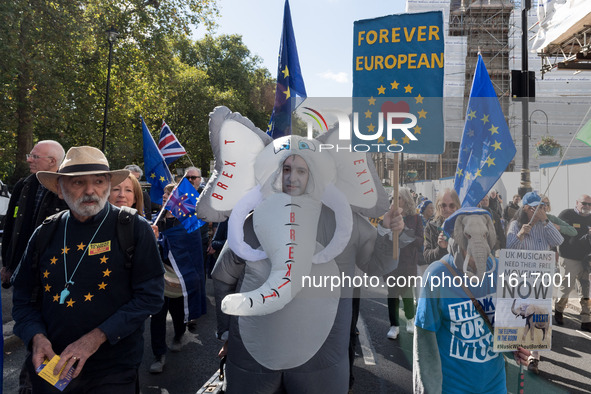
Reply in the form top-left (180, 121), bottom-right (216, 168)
top-left (463, 241), bottom-right (492, 278)
top-left (221, 193), bottom-right (322, 316)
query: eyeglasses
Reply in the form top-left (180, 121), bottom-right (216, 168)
top-left (579, 201), bottom-right (591, 207)
top-left (26, 154), bottom-right (52, 160)
top-left (439, 203), bottom-right (456, 209)
top-left (186, 176), bottom-right (201, 181)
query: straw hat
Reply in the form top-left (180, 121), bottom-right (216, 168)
top-left (163, 264), bottom-right (183, 298)
top-left (37, 146), bottom-right (129, 194)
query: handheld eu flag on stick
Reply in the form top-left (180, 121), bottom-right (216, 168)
top-left (267, 0), bottom-right (306, 139)
top-left (142, 117), bottom-right (174, 205)
top-left (164, 178), bottom-right (206, 233)
top-left (454, 55), bottom-right (516, 207)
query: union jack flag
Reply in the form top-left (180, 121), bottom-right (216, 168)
top-left (158, 122), bottom-right (186, 165)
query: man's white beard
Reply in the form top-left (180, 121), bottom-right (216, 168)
top-left (62, 186), bottom-right (110, 218)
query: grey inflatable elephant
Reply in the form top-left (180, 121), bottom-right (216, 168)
top-left (413, 207), bottom-right (507, 394)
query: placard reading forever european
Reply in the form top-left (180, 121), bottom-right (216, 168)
top-left (352, 11), bottom-right (444, 154)
top-left (493, 249), bottom-right (555, 352)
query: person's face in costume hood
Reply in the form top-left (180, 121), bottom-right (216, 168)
top-left (282, 155), bottom-right (309, 196)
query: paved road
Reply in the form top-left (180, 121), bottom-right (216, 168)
top-left (3, 280), bottom-right (590, 393)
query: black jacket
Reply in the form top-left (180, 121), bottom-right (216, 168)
top-left (557, 209), bottom-right (591, 261)
top-left (2, 174), bottom-right (68, 276)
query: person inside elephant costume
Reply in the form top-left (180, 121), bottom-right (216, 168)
top-left (413, 207), bottom-right (531, 394)
top-left (196, 106), bottom-right (405, 393)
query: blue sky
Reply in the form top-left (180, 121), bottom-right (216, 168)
top-left (194, 0), bottom-right (407, 97)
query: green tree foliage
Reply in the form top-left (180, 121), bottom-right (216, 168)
top-left (0, 0), bottom-right (276, 186)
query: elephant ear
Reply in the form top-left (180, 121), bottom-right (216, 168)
top-left (484, 215), bottom-right (497, 250)
top-left (452, 215), bottom-right (468, 253)
top-left (196, 106), bottom-right (273, 222)
top-left (316, 128), bottom-right (390, 218)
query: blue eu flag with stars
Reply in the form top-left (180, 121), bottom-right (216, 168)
top-left (164, 178), bottom-right (206, 234)
top-left (267, 0), bottom-right (306, 139)
top-left (142, 117), bottom-right (174, 205)
top-left (454, 55), bottom-right (516, 207)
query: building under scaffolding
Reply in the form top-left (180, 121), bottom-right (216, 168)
top-left (375, 0), bottom-right (516, 186)
top-left (374, 0), bottom-right (591, 189)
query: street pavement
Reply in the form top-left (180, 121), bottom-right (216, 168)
top-left (2, 279), bottom-right (591, 393)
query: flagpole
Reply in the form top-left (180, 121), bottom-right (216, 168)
top-left (528, 105), bottom-right (591, 225)
top-left (152, 177), bottom-right (185, 224)
top-left (185, 154), bottom-right (196, 167)
top-left (392, 153), bottom-right (400, 259)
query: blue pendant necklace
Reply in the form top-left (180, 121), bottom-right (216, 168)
top-left (60, 204), bottom-right (110, 304)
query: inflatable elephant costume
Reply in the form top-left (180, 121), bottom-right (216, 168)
top-left (196, 107), bottom-right (399, 393)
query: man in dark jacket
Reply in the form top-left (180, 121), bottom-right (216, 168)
top-left (503, 194), bottom-right (521, 222)
top-left (1, 140), bottom-right (67, 287)
top-left (12, 146), bottom-right (164, 392)
top-left (555, 194), bottom-right (591, 332)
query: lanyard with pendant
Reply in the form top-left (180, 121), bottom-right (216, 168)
top-left (60, 204), bottom-right (110, 304)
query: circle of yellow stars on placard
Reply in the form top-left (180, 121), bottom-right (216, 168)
top-left (361, 80), bottom-right (426, 147)
top-left (45, 244), bottom-right (113, 308)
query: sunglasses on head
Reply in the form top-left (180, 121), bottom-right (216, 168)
top-left (579, 201), bottom-right (591, 207)
top-left (186, 176), bottom-right (201, 181)
top-left (440, 203), bottom-right (456, 209)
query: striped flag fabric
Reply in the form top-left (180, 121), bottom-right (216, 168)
top-left (158, 122), bottom-right (186, 165)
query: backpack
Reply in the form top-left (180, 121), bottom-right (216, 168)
top-left (29, 206), bottom-right (137, 304)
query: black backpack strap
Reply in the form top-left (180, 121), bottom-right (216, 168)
top-left (117, 206), bottom-right (137, 269)
top-left (30, 210), bottom-right (68, 303)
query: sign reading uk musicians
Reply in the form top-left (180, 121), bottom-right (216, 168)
top-left (493, 249), bottom-right (555, 352)
top-left (352, 11), bottom-right (444, 153)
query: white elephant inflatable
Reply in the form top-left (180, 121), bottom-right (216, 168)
top-left (197, 106), bottom-right (398, 393)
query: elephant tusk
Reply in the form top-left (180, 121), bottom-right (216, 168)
top-left (227, 185), bottom-right (267, 262)
top-left (483, 252), bottom-right (497, 276)
top-left (312, 184), bottom-right (353, 264)
top-left (463, 252), bottom-right (471, 276)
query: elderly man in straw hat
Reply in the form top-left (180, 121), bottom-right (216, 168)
top-left (11, 146), bottom-right (164, 393)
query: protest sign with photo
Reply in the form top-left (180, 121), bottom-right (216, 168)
top-left (493, 249), bottom-right (555, 352)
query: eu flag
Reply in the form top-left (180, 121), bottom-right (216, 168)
top-left (142, 117), bottom-right (174, 205)
top-left (454, 55), bottom-right (516, 207)
top-left (160, 224), bottom-right (206, 320)
top-left (164, 178), bottom-right (206, 233)
top-left (267, 0), bottom-right (306, 139)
